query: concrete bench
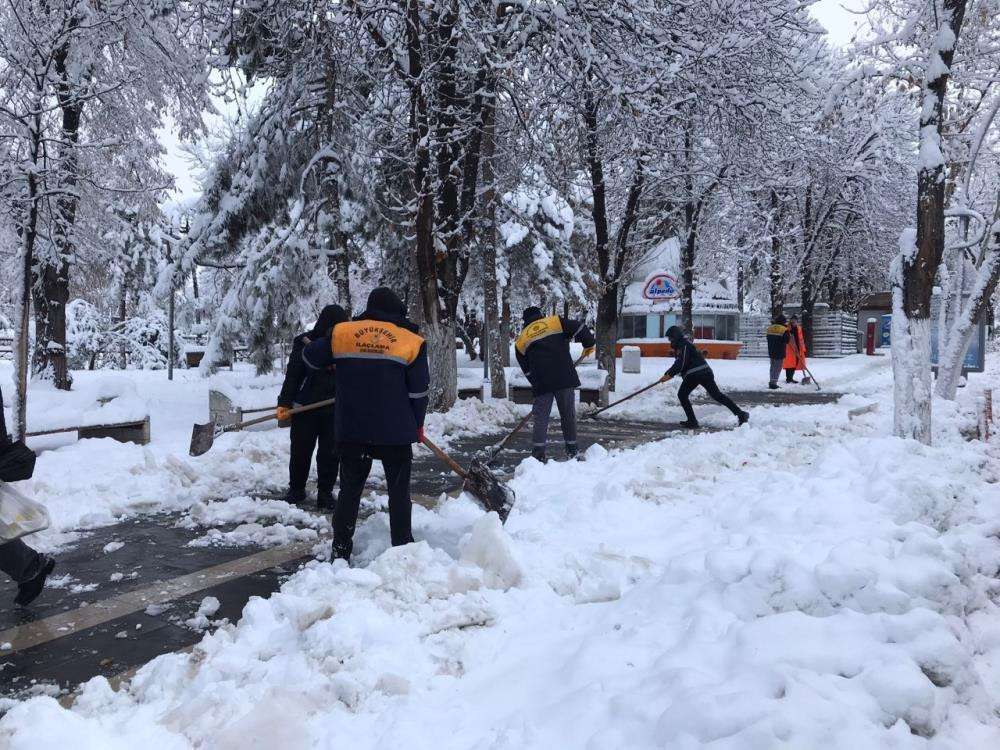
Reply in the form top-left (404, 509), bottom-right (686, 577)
top-left (186, 350), bottom-right (232, 370)
top-left (27, 415), bottom-right (151, 446)
top-left (509, 384), bottom-right (534, 405)
top-left (457, 385), bottom-right (483, 401)
top-left (579, 370), bottom-right (610, 407)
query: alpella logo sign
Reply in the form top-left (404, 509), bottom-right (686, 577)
top-left (642, 272), bottom-right (680, 301)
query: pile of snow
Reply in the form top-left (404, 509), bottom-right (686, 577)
top-left (206, 371), bottom-right (283, 411)
top-left (4, 355), bottom-right (1000, 747)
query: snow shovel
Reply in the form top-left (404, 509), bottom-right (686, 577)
top-left (582, 378), bottom-right (664, 420)
top-left (421, 436), bottom-right (515, 523)
top-left (801, 364), bottom-right (821, 391)
top-left (482, 350), bottom-right (591, 465)
top-left (789, 341), bottom-right (821, 391)
top-left (189, 398), bottom-right (335, 457)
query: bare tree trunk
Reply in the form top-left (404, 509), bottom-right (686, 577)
top-left (327, 229), bottom-right (353, 311)
top-left (681, 130), bottom-right (695, 335)
top-left (799, 186), bottom-right (815, 349)
top-left (13, 206), bottom-right (36, 442)
top-left (191, 269), bottom-right (202, 325)
top-left (935, 220), bottom-right (999, 399)
top-left (33, 35), bottom-right (84, 391)
top-left (118, 282), bottom-right (128, 369)
top-left (500, 287), bottom-right (511, 367)
top-left (585, 84), bottom-right (619, 391)
top-left (481, 99), bottom-right (507, 397)
top-left (769, 190), bottom-right (784, 319)
top-left (406, 0), bottom-right (455, 411)
top-left (893, 0), bottom-right (968, 443)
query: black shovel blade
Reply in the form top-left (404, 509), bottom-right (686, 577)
top-left (475, 443), bottom-right (503, 467)
top-left (189, 421), bottom-right (217, 457)
top-left (464, 457), bottom-right (516, 523)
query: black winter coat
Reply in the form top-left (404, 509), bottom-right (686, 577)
top-left (303, 310), bottom-right (430, 446)
top-left (665, 339), bottom-right (712, 380)
top-left (515, 315), bottom-right (596, 396)
top-left (278, 333), bottom-right (336, 408)
top-left (766, 323), bottom-right (790, 360)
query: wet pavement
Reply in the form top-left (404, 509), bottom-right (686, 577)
top-left (0, 388), bottom-right (841, 701)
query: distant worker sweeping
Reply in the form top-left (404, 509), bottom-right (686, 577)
top-left (515, 307), bottom-right (595, 461)
top-left (784, 315), bottom-right (807, 384)
top-left (660, 326), bottom-right (749, 429)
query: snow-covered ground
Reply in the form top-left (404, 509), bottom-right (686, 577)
top-left (2, 352), bottom-right (1000, 748)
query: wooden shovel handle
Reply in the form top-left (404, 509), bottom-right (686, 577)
top-left (586, 378), bottom-right (663, 419)
top-left (224, 398), bottom-right (336, 433)
top-left (495, 351), bottom-right (591, 452)
top-left (421, 435), bottom-right (467, 479)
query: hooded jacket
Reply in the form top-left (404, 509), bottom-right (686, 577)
top-left (664, 327), bottom-right (712, 380)
top-left (514, 308), bottom-right (596, 396)
top-left (766, 319), bottom-right (790, 360)
top-left (303, 288), bottom-right (429, 445)
top-left (277, 304), bottom-right (349, 408)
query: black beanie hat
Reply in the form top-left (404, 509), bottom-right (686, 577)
top-left (367, 287), bottom-right (406, 318)
top-left (311, 304), bottom-right (348, 337)
top-left (665, 325), bottom-right (685, 344)
top-left (522, 306), bottom-right (543, 325)
top-left (775, 314), bottom-right (787, 324)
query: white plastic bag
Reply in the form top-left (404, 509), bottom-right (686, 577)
top-left (0, 483), bottom-right (50, 541)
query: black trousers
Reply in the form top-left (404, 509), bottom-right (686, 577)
top-left (0, 538), bottom-right (41, 583)
top-left (785, 368), bottom-right (797, 382)
top-left (531, 388), bottom-right (577, 454)
top-left (333, 445), bottom-right (414, 561)
top-left (289, 406), bottom-right (338, 493)
top-left (677, 370), bottom-right (742, 422)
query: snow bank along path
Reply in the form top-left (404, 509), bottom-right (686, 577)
top-left (3, 358), bottom-right (1000, 748)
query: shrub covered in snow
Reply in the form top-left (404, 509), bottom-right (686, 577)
top-left (66, 298), bottom-right (178, 370)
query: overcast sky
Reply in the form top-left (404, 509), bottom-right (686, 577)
top-left (159, 0), bottom-right (870, 212)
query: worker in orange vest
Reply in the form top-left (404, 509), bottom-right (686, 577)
top-left (783, 315), bottom-right (807, 384)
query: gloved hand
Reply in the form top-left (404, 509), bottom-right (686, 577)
top-left (659, 372), bottom-right (673, 384)
top-left (417, 426), bottom-right (425, 443)
top-left (276, 406), bottom-right (291, 422)
top-left (582, 346), bottom-right (596, 359)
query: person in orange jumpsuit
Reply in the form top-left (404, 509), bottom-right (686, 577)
top-left (783, 315), bottom-right (807, 384)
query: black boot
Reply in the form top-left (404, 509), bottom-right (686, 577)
top-left (679, 419), bottom-right (700, 429)
top-left (283, 487), bottom-right (306, 505)
top-left (15, 555), bottom-right (55, 606)
top-left (331, 539), bottom-right (352, 564)
top-left (738, 411), bottom-right (750, 425)
top-left (768, 382), bottom-right (779, 390)
top-left (316, 489), bottom-right (335, 510)
top-left (565, 443), bottom-right (580, 461)
top-left (531, 447), bottom-right (547, 463)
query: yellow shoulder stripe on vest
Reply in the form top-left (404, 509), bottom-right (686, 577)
top-left (766, 324), bottom-right (788, 335)
top-left (332, 320), bottom-right (424, 365)
top-left (515, 315), bottom-right (563, 355)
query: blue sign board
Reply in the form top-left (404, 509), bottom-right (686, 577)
top-left (929, 313), bottom-right (986, 373)
top-left (879, 315), bottom-right (891, 347)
